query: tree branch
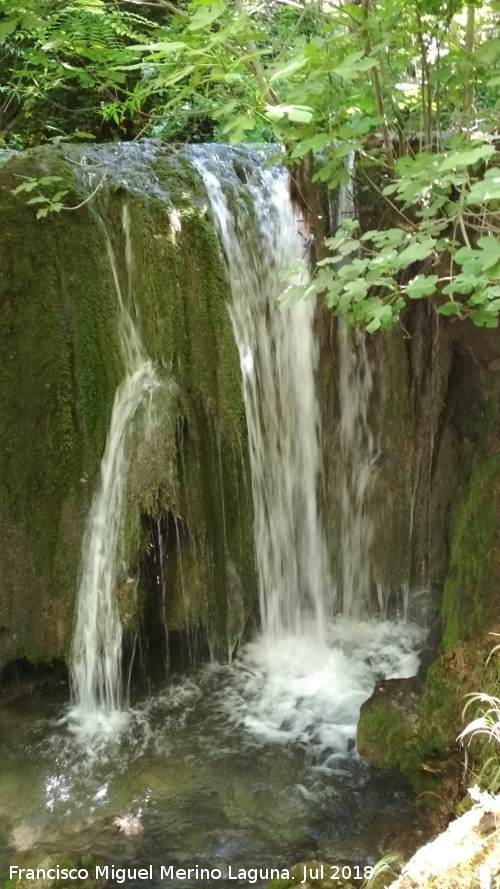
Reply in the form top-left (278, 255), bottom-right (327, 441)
top-left (361, 0), bottom-right (395, 172)
top-left (463, 4), bottom-right (475, 119)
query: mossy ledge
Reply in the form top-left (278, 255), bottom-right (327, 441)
top-left (0, 142), bottom-right (256, 670)
top-left (358, 640), bottom-right (500, 813)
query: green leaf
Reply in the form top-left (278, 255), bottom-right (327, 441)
top-left (334, 51), bottom-right (377, 81)
top-left (453, 246), bottom-right (476, 266)
top-left (290, 133), bottom-right (330, 159)
top-left (475, 40), bottom-right (500, 64)
top-left (337, 257), bottom-right (369, 280)
top-left (476, 236), bottom-right (500, 270)
top-left (405, 275), bottom-right (438, 299)
top-left (211, 98), bottom-right (238, 119)
top-left (324, 285), bottom-right (343, 308)
top-left (0, 20), bottom-right (18, 40)
top-left (12, 180), bottom-right (38, 195)
top-left (439, 144), bottom-right (497, 171)
top-left (468, 287), bottom-right (488, 307)
top-left (470, 308), bottom-right (499, 328)
top-left (187, 0), bottom-right (226, 31)
top-left (365, 302), bottom-right (393, 333)
top-left (337, 113), bottom-right (381, 139)
top-left (442, 275), bottom-right (477, 295)
top-left (129, 41), bottom-right (187, 52)
top-left (38, 175), bottom-right (64, 186)
top-left (338, 239), bottom-right (360, 256)
top-left (368, 247), bottom-right (398, 270)
top-left (396, 238), bottom-right (436, 268)
top-left (438, 302), bottom-right (461, 316)
top-left (466, 171), bottom-right (500, 204)
top-left (269, 57), bottom-right (308, 83)
top-left (222, 113), bottom-right (257, 142)
top-left (344, 279), bottom-right (369, 302)
top-left (367, 229), bottom-right (406, 248)
top-left (265, 104), bottom-right (314, 124)
top-left (280, 276), bottom-right (325, 306)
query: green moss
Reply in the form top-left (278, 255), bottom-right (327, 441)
top-left (357, 700), bottom-right (424, 790)
top-left (420, 640), bottom-right (500, 739)
top-left (0, 154), bottom-right (122, 665)
top-left (0, 144), bottom-right (256, 668)
top-left (416, 638), bottom-right (500, 802)
top-left (441, 390), bottom-right (500, 652)
top-left (359, 638), bottom-right (500, 815)
top-left (118, 191), bottom-right (255, 646)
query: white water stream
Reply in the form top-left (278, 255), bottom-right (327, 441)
top-left (190, 146), bottom-right (425, 756)
top-left (335, 162), bottom-right (377, 617)
top-left (193, 149), bottom-right (332, 642)
top-left (70, 205), bottom-right (160, 727)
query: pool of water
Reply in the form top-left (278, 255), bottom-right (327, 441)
top-left (0, 617), bottom-right (427, 888)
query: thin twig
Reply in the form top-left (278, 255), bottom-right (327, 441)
top-left (63, 168), bottom-right (109, 210)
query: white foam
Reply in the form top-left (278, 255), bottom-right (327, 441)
top-left (218, 617), bottom-right (426, 761)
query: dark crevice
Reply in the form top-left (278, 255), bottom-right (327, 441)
top-left (125, 510), bottom-right (209, 689)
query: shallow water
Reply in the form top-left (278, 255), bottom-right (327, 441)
top-left (0, 617), bottom-right (426, 888)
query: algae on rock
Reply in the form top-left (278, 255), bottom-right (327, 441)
top-left (353, 314), bottom-right (500, 814)
top-left (0, 142), bottom-right (256, 671)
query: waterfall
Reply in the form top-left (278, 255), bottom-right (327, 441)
top-left (68, 146), bottom-right (401, 733)
top-left (195, 151), bottom-right (425, 758)
top-left (335, 162), bottom-right (376, 617)
top-left (192, 146), bottom-right (332, 641)
top-left (70, 205), bottom-right (160, 724)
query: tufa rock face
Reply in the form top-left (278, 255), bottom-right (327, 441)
top-left (0, 142), bottom-right (256, 670)
top-left (352, 302), bottom-right (500, 813)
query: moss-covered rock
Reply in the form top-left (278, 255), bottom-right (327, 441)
top-left (357, 677), bottom-right (424, 780)
top-left (441, 383), bottom-right (500, 652)
top-left (358, 635), bottom-right (500, 824)
top-left (0, 142), bottom-right (256, 670)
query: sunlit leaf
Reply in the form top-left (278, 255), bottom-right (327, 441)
top-left (265, 104), bottom-right (314, 124)
top-left (405, 275), bottom-right (438, 299)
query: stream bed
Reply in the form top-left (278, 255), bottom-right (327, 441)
top-left (0, 617), bottom-right (426, 888)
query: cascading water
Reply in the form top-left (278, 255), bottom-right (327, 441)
top-left (190, 146), bottom-right (424, 760)
top-left (68, 146), bottom-right (423, 751)
top-left (335, 162), bottom-right (377, 617)
top-left (70, 204), bottom-right (160, 725)
top-left (192, 147), bottom-right (332, 642)
top-left (338, 323), bottom-right (376, 617)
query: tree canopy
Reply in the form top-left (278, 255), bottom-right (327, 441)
top-left (2, 0), bottom-right (500, 329)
